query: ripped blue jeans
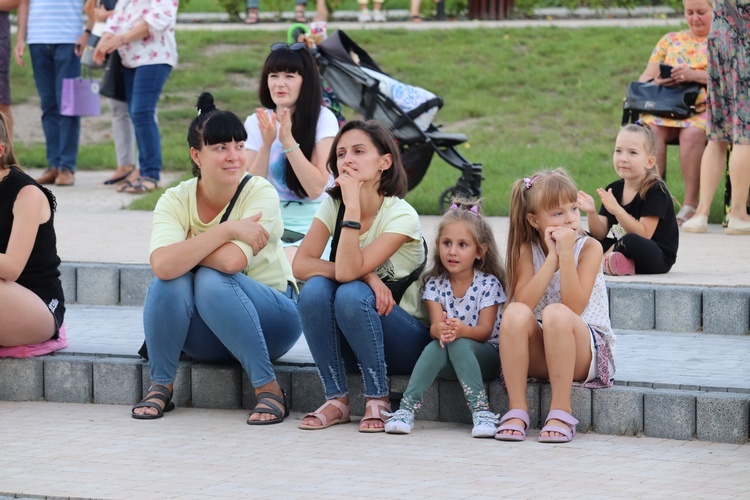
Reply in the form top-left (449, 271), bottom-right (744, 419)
top-left (298, 277), bottom-right (430, 399)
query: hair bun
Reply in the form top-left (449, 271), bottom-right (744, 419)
top-left (196, 92), bottom-right (217, 115)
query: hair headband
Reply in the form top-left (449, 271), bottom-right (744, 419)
top-left (449, 203), bottom-right (480, 217)
top-left (523, 175), bottom-right (539, 190)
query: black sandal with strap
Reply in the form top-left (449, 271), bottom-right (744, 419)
top-left (132, 384), bottom-right (175, 420)
top-left (247, 390), bottom-right (289, 425)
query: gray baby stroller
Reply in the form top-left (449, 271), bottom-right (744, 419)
top-left (315, 30), bottom-right (483, 211)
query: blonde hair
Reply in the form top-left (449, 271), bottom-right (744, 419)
top-left (619, 123), bottom-right (666, 200)
top-left (506, 168), bottom-right (580, 301)
top-left (422, 196), bottom-right (506, 293)
top-left (0, 113), bottom-right (19, 171)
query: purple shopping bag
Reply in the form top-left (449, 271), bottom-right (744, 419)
top-left (60, 78), bottom-right (101, 117)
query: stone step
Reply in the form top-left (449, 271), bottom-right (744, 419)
top-left (1, 305), bottom-right (749, 444)
top-left (0, 354), bottom-right (747, 444)
top-left (60, 262), bottom-right (750, 335)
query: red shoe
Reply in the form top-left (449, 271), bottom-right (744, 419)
top-left (606, 252), bottom-right (635, 276)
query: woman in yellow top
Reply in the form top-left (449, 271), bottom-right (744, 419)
top-left (638, 0), bottom-right (713, 225)
top-left (132, 93), bottom-right (302, 424)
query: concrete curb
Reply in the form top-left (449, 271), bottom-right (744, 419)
top-left (59, 261), bottom-right (750, 335)
top-left (1, 355), bottom-right (747, 444)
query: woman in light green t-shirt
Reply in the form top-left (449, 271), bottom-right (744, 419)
top-left (294, 120), bottom-right (431, 433)
top-left (132, 93), bottom-right (301, 425)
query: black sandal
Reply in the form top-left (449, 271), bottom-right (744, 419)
top-left (247, 390), bottom-right (289, 425)
top-left (132, 384), bottom-right (175, 420)
top-left (102, 167), bottom-right (136, 185)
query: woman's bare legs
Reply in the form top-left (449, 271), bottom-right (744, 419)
top-left (728, 144), bottom-right (750, 223)
top-left (677, 126), bottom-right (706, 209)
top-left (0, 280), bottom-right (56, 347)
top-left (693, 140), bottom-right (729, 217)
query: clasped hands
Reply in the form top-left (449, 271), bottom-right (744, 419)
top-left (256, 107), bottom-right (295, 150)
top-left (432, 311), bottom-right (466, 348)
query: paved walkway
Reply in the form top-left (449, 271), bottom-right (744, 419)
top-left (0, 401), bottom-right (748, 499)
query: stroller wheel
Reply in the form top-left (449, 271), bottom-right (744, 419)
top-left (439, 185), bottom-right (472, 213)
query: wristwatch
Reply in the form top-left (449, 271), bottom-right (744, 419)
top-left (340, 220), bottom-right (361, 230)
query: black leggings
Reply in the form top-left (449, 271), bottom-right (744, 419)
top-left (604, 233), bottom-right (673, 274)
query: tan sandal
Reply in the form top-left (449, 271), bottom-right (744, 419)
top-left (359, 398), bottom-right (391, 433)
top-left (299, 399), bottom-right (351, 430)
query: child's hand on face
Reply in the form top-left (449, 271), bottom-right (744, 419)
top-left (596, 187), bottom-right (621, 215)
top-left (544, 226), bottom-right (558, 258)
top-left (577, 190), bottom-right (596, 214)
top-left (550, 226), bottom-right (576, 257)
top-left (256, 108), bottom-right (277, 146)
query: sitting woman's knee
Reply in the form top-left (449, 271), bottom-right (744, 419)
top-left (333, 281), bottom-right (374, 318)
top-left (499, 302), bottom-right (534, 338)
top-left (297, 276), bottom-right (336, 310)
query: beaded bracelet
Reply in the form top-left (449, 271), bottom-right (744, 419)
top-left (283, 143), bottom-right (300, 154)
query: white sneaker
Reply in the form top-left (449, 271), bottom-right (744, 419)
top-left (384, 409), bottom-right (414, 434)
top-left (682, 214), bottom-right (708, 233)
top-left (372, 9), bottom-right (387, 22)
top-left (357, 9), bottom-right (373, 22)
top-left (471, 410), bottom-right (499, 438)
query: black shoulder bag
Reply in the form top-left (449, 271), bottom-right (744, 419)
top-left (328, 201), bottom-right (427, 304)
top-left (622, 80), bottom-right (702, 125)
top-left (138, 175), bottom-right (252, 360)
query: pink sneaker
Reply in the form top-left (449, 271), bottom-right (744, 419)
top-left (606, 252), bottom-right (635, 276)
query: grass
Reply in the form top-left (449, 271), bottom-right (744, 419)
top-left (11, 25), bottom-right (728, 220)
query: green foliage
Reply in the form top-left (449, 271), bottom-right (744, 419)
top-left (218, 0), bottom-right (244, 20)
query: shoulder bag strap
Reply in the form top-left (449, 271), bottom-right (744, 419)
top-left (328, 201), bottom-right (346, 262)
top-left (220, 174), bottom-right (252, 223)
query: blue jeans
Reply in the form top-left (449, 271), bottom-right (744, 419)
top-left (298, 277), bottom-right (430, 399)
top-left (29, 43), bottom-right (80, 172)
top-left (123, 64), bottom-right (171, 181)
top-left (143, 267), bottom-right (302, 388)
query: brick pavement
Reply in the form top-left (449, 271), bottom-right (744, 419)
top-left (0, 402), bottom-right (748, 499)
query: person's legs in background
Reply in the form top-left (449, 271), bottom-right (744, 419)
top-left (245, 0), bottom-right (259, 24)
top-left (103, 97), bottom-right (137, 185)
top-left (0, 11), bottom-right (12, 138)
top-left (676, 125), bottom-right (706, 221)
top-left (683, 139), bottom-right (729, 232)
top-left (294, 0), bottom-right (307, 22)
top-left (29, 43), bottom-right (80, 186)
top-left (120, 64), bottom-right (171, 193)
top-left (726, 144), bottom-right (750, 233)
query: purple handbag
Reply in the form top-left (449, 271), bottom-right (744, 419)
top-left (60, 77), bottom-right (101, 116)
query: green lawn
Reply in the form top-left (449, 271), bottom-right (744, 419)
top-left (11, 25), bottom-right (727, 220)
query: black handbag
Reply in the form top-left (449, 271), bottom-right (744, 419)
top-left (100, 50), bottom-right (126, 102)
top-left (622, 81), bottom-right (702, 125)
top-left (328, 202), bottom-right (426, 304)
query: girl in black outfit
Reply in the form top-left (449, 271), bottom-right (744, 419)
top-left (0, 113), bottom-right (65, 345)
top-left (578, 122), bottom-right (679, 276)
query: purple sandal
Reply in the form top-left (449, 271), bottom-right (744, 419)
top-left (494, 409), bottom-right (529, 442)
top-left (538, 409), bottom-right (579, 443)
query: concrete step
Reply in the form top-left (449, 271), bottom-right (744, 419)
top-left (60, 261), bottom-right (750, 335)
top-left (0, 305), bottom-right (748, 444)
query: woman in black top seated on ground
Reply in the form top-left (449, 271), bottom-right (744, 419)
top-left (0, 113), bottom-right (65, 346)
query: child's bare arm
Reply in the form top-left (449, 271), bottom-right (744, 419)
top-left (577, 190), bottom-right (609, 240)
top-left (513, 242), bottom-right (557, 308)
top-left (559, 236), bottom-right (602, 314)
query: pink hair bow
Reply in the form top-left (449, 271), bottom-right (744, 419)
top-left (523, 175), bottom-right (539, 190)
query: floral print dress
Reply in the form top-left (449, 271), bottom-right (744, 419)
top-left (641, 30), bottom-right (708, 130)
top-left (706, 0), bottom-right (750, 144)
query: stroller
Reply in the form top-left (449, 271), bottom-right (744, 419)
top-left (315, 30), bottom-right (483, 211)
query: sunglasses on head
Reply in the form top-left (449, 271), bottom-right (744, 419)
top-left (270, 42), bottom-right (307, 52)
